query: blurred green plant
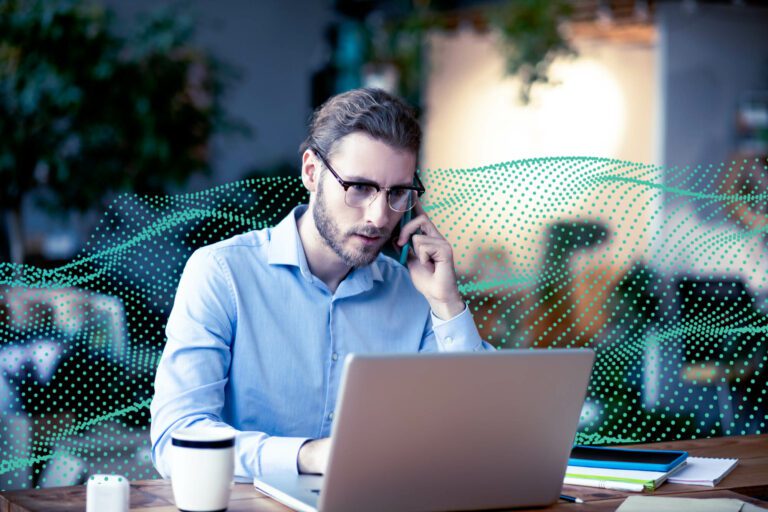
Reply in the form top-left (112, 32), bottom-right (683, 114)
top-left (0, 0), bottom-right (244, 262)
top-left (489, 0), bottom-right (575, 103)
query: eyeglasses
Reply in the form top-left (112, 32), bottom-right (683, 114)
top-left (312, 147), bottom-right (425, 212)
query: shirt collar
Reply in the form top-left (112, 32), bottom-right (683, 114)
top-left (267, 205), bottom-right (384, 285)
top-left (267, 205), bottom-right (308, 270)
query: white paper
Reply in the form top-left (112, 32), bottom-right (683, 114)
top-left (667, 457), bottom-right (739, 487)
top-left (617, 496), bottom-right (766, 512)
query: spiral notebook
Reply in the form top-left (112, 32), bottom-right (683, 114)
top-left (666, 457), bottom-right (739, 487)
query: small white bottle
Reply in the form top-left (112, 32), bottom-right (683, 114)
top-left (86, 474), bottom-right (130, 512)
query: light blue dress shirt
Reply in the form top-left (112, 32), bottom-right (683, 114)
top-left (150, 205), bottom-right (494, 480)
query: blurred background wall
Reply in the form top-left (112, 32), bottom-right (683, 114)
top-left (660, 3), bottom-right (768, 168)
top-left (423, 24), bottom-right (656, 167)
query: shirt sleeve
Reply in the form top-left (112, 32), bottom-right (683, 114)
top-left (418, 304), bottom-right (496, 352)
top-left (149, 248), bottom-right (309, 480)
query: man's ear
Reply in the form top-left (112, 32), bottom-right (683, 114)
top-left (301, 149), bottom-right (320, 194)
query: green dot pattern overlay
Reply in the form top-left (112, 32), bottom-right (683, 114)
top-left (1, 157), bottom-right (767, 489)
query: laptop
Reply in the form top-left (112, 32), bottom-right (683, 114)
top-left (253, 349), bottom-right (595, 512)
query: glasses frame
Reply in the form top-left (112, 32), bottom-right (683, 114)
top-left (311, 147), bottom-right (425, 212)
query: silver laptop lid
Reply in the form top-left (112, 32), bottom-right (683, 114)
top-left (319, 349), bottom-right (595, 512)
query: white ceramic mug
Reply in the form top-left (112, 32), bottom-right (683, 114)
top-left (171, 427), bottom-right (235, 512)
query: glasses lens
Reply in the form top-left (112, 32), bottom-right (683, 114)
top-left (345, 184), bottom-right (379, 208)
top-left (389, 188), bottom-right (416, 212)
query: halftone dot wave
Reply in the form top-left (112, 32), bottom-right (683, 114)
top-left (1, 157), bottom-right (766, 489)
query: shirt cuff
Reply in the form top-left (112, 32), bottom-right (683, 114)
top-left (431, 303), bottom-right (467, 326)
top-left (260, 436), bottom-right (311, 475)
top-left (430, 305), bottom-right (484, 351)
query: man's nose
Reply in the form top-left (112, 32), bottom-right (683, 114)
top-left (365, 191), bottom-right (391, 229)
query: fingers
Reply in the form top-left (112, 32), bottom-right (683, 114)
top-left (397, 208), bottom-right (441, 246)
top-left (406, 238), bottom-right (435, 271)
top-left (409, 234), bottom-right (453, 264)
top-left (411, 199), bottom-right (436, 235)
top-left (397, 219), bottom-right (422, 246)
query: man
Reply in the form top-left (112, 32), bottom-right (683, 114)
top-left (150, 88), bottom-right (494, 480)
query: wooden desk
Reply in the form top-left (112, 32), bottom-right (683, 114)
top-left (2, 435), bottom-right (767, 512)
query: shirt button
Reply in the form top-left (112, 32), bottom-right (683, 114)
top-left (444, 336), bottom-right (454, 345)
top-left (328, 412), bottom-right (334, 420)
top-left (332, 353), bottom-right (339, 361)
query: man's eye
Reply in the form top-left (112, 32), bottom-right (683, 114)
top-left (350, 184), bottom-right (374, 193)
top-left (390, 188), bottom-right (409, 199)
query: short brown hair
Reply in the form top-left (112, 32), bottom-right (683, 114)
top-left (300, 88), bottom-right (421, 159)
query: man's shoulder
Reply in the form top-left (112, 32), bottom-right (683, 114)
top-left (192, 227), bottom-right (270, 261)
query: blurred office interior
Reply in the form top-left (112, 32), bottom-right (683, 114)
top-left (1, 0), bottom-right (768, 491)
top-left (2, 0), bottom-right (767, 264)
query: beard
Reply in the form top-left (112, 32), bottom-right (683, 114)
top-left (313, 180), bottom-right (389, 268)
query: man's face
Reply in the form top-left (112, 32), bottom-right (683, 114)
top-left (311, 132), bottom-right (417, 268)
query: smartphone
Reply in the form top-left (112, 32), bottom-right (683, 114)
top-left (398, 207), bottom-right (413, 266)
top-left (569, 445), bottom-right (688, 472)
top-left (387, 176), bottom-right (419, 266)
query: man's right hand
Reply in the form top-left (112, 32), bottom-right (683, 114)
top-left (297, 438), bottom-right (331, 474)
